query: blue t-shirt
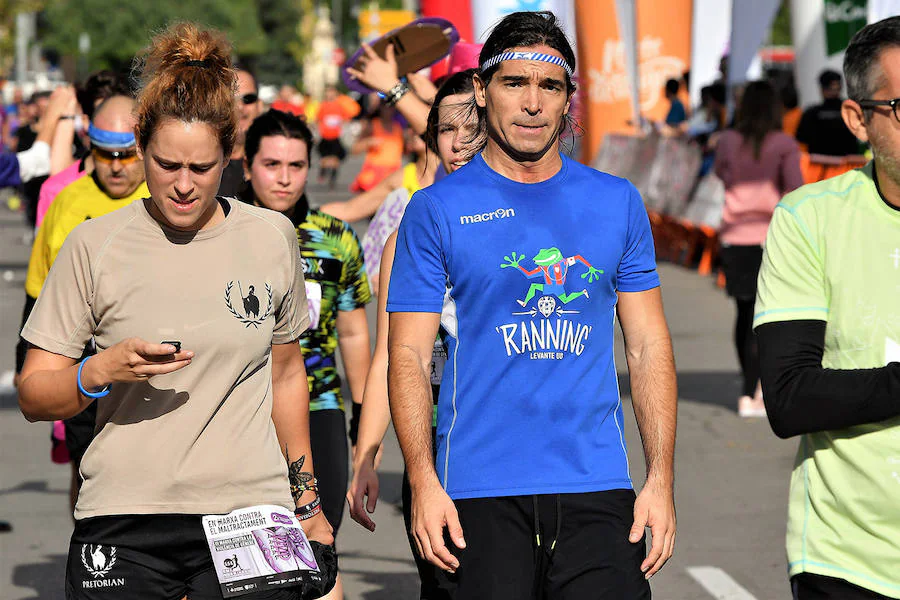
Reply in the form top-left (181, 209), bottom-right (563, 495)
top-left (387, 152), bottom-right (660, 500)
top-left (665, 99), bottom-right (687, 126)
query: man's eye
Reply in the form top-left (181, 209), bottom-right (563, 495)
top-left (191, 166), bottom-right (213, 174)
top-left (160, 163), bottom-right (178, 171)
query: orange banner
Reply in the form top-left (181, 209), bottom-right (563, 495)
top-left (576, 0), bottom-right (693, 164)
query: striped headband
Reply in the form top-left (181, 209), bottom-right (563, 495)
top-left (479, 51), bottom-right (574, 78)
top-left (88, 124), bottom-right (136, 150)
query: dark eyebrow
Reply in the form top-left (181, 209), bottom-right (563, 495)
top-left (499, 75), bottom-right (529, 83)
top-left (542, 77), bottom-right (565, 88)
top-left (152, 154), bottom-right (218, 169)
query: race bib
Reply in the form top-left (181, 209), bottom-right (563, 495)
top-left (203, 505), bottom-right (319, 598)
top-left (431, 339), bottom-right (447, 385)
top-left (305, 281), bottom-right (322, 330)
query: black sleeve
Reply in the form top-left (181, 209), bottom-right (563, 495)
top-left (757, 319), bottom-right (900, 438)
top-left (15, 293), bottom-right (37, 373)
top-left (794, 109), bottom-right (813, 145)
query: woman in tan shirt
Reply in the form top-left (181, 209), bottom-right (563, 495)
top-left (18, 23), bottom-right (334, 599)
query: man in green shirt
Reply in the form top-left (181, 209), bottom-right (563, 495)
top-left (755, 16), bottom-right (900, 600)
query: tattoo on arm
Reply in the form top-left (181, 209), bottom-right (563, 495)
top-left (286, 447), bottom-right (314, 503)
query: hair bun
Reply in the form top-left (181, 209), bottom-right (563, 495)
top-left (134, 22), bottom-right (238, 158)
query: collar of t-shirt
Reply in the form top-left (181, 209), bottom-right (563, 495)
top-left (871, 162), bottom-right (900, 213)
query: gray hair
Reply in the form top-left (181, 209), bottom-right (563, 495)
top-left (844, 16), bottom-right (900, 102)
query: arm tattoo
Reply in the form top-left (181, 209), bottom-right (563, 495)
top-left (286, 447), bottom-right (314, 503)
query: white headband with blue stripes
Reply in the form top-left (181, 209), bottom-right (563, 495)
top-left (479, 51), bottom-right (574, 78)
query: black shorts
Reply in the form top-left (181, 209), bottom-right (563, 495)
top-left (436, 489), bottom-right (650, 600)
top-left (719, 245), bottom-right (763, 301)
top-left (317, 139), bottom-right (346, 160)
top-left (65, 402), bottom-right (98, 465)
top-left (66, 514), bottom-right (305, 599)
top-left (309, 409), bottom-right (348, 536)
top-left (792, 573), bottom-right (892, 599)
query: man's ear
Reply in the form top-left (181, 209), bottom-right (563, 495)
top-left (474, 73), bottom-right (488, 109)
top-left (842, 99), bottom-right (870, 143)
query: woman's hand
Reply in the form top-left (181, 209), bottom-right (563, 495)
top-left (302, 510), bottom-right (335, 546)
top-left (82, 338), bottom-right (193, 390)
top-left (346, 43), bottom-right (401, 94)
top-left (347, 456), bottom-right (380, 532)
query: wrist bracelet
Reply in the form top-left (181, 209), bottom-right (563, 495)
top-left (290, 478), bottom-right (319, 497)
top-left (294, 496), bottom-right (321, 516)
top-left (77, 357), bottom-right (110, 399)
top-left (384, 78), bottom-right (410, 107)
top-left (297, 505), bottom-right (322, 521)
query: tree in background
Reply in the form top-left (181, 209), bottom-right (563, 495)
top-left (0, 0), bottom-right (44, 77)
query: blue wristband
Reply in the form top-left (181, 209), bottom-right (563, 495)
top-left (77, 357), bottom-right (110, 399)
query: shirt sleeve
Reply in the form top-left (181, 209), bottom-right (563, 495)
top-left (272, 220), bottom-right (311, 344)
top-left (20, 227), bottom-right (96, 359)
top-left (0, 153), bottom-right (22, 188)
top-left (16, 141), bottom-right (50, 182)
top-left (337, 222), bottom-right (373, 311)
top-left (386, 191), bottom-right (447, 313)
top-left (754, 203), bottom-right (828, 329)
top-left (616, 184), bottom-right (661, 293)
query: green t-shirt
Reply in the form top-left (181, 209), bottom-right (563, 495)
top-left (755, 163), bottom-right (900, 597)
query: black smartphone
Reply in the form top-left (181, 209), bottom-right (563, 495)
top-left (161, 340), bottom-right (182, 353)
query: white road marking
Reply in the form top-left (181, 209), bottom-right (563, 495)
top-left (687, 566), bottom-right (759, 600)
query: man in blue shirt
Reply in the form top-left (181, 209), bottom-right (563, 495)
top-left (387, 10), bottom-right (677, 599)
top-left (664, 78), bottom-right (687, 126)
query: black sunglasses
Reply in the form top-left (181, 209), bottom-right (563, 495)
top-left (239, 93), bottom-right (259, 105)
top-left (857, 98), bottom-right (900, 121)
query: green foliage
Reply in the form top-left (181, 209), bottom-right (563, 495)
top-left (769, 0), bottom-right (792, 46)
top-left (39, 0), bottom-right (269, 72)
top-left (0, 0), bottom-right (45, 75)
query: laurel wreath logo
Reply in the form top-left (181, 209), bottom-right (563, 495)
top-left (81, 544), bottom-right (117, 578)
top-left (225, 281), bottom-right (273, 329)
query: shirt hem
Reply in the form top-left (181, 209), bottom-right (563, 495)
top-left (617, 280), bottom-right (661, 293)
top-left (753, 307), bottom-right (829, 329)
top-left (788, 560), bottom-right (900, 599)
top-left (446, 479), bottom-right (634, 500)
top-left (21, 326), bottom-right (87, 360)
top-left (74, 498), bottom-right (295, 520)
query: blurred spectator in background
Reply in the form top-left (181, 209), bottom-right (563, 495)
top-left (219, 66), bottom-right (263, 197)
top-left (316, 84), bottom-right (361, 189)
top-left (665, 78), bottom-right (687, 126)
top-left (714, 80), bottom-right (803, 418)
top-left (781, 85), bottom-right (802, 138)
top-left (271, 83), bottom-right (306, 117)
top-left (349, 98), bottom-right (404, 192)
top-left (796, 69), bottom-right (860, 156)
top-left (3, 85), bottom-right (25, 151)
top-left (16, 91), bottom-right (50, 153)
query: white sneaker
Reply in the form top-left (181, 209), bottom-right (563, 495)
top-left (738, 395), bottom-right (767, 418)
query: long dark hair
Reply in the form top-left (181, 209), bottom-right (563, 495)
top-left (735, 80), bottom-right (782, 160)
top-left (425, 68), bottom-right (480, 154)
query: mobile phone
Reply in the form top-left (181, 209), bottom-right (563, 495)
top-left (161, 340), bottom-right (182, 353)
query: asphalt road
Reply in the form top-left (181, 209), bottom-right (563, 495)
top-left (0, 160), bottom-right (798, 599)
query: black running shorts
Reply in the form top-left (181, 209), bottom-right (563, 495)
top-left (792, 573), bottom-right (892, 600)
top-left (436, 489), bottom-right (651, 600)
top-left (66, 514), bottom-right (307, 599)
top-left (317, 139), bottom-right (346, 160)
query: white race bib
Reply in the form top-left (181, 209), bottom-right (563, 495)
top-left (305, 282), bottom-right (322, 330)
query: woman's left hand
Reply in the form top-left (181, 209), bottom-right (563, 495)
top-left (302, 510), bottom-right (335, 546)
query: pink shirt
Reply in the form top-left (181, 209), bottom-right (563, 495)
top-left (35, 160), bottom-right (86, 229)
top-left (714, 130), bottom-right (804, 246)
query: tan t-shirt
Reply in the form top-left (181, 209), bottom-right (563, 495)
top-left (22, 197), bottom-right (309, 519)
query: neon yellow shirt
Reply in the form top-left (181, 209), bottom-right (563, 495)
top-left (25, 175), bottom-right (149, 298)
top-left (755, 162), bottom-right (900, 598)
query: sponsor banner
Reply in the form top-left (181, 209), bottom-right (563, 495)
top-left (361, 187), bottom-right (411, 291)
top-left (203, 505), bottom-right (320, 598)
top-left (576, 0), bottom-right (692, 164)
top-left (824, 0), bottom-right (867, 56)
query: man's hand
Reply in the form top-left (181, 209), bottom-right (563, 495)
top-left (346, 43), bottom-right (401, 94)
top-left (629, 479), bottom-right (676, 579)
top-left (347, 459), bottom-right (380, 532)
top-left (410, 479), bottom-right (466, 573)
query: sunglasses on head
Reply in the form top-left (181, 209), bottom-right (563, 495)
top-left (239, 93), bottom-right (259, 105)
top-left (92, 147), bottom-right (139, 165)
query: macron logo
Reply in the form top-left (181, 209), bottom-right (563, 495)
top-left (459, 208), bottom-right (516, 225)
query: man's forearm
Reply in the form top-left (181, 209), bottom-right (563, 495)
top-left (627, 337), bottom-right (677, 484)
top-left (388, 345), bottom-right (438, 489)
